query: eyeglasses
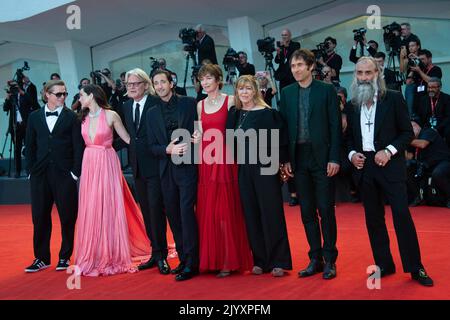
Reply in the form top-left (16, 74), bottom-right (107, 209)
top-left (125, 81), bottom-right (144, 88)
top-left (49, 92), bottom-right (68, 98)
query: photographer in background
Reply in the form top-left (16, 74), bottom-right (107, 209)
top-left (374, 52), bottom-right (401, 91)
top-left (274, 29), bottom-right (301, 90)
top-left (237, 51), bottom-right (255, 76)
top-left (71, 78), bottom-right (91, 113)
top-left (90, 68), bottom-right (116, 102)
top-left (256, 71), bottom-right (277, 107)
top-left (3, 80), bottom-right (38, 177)
top-left (195, 24), bottom-right (218, 65)
top-left (400, 23), bottom-right (421, 52)
top-left (407, 121), bottom-right (450, 208)
top-left (317, 37), bottom-right (342, 85)
top-left (349, 29), bottom-right (378, 64)
top-left (50, 73), bottom-right (61, 80)
top-left (22, 75), bottom-right (40, 109)
top-left (400, 39), bottom-right (421, 116)
top-left (414, 77), bottom-right (450, 147)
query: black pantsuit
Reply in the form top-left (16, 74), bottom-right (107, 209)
top-left (227, 107), bottom-right (292, 271)
top-left (294, 144), bottom-right (337, 263)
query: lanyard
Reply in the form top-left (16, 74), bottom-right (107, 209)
top-left (325, 53), bottom-right (335, 64)
top-left (430, 96), bottom-right (439, 115)
top-left (420, 65), bottom-right (434, 86)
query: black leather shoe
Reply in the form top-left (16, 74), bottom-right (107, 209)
top-left (157, 259), bottom-right (171, 275)
top-left (170, 262), bottom-right (185, 275)
top-left (289, 196), bottom-right (299, 206)
top-left (322, 262), bottom-right (337, 280)
top-left (137, 257), bottom-right (157, 271)
top-left (175, 268), bottom-right (199, 281)
top-left (298, 259), bottom-right (324, 278)
top-left (369, 266), bottom-right (396, 278)
top-left (411, 269), bottom-right (434, 287)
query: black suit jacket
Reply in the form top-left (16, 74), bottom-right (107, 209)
top-left (25, 107), bottom-right (84, 176)
top-left (197, 34), bottom-right (218, 65)
top-left (414, 92), bottom-right (450, 135)
top-left (346, 90), bottom-right (414, 183)
top-left (25, 83), bottom-right (40, 109)
top-left (3, 93), bottom-right (38, 132)
top-left (274, 41), bottom-right (301, 82)
top-left (383, 68), bottom-right (401, 91)
top-left (146, 95), bottom-right (198, 177)
top-left (122, 95), bottom-right (160, 178)
top-left (279, 80), bottom-right (342, 169)
top-left (349, 45), bottom-right (377, 64)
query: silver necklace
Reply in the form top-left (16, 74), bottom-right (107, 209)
top-left (208, 95), bottom-right (221, 106)
top-left (88, 108), bottom-right (101, 118)
top-left (362, 105), bottom-right (374, 132)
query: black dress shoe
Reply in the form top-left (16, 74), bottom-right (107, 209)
top-left (289, 196), bottom-right (299, 206)
top-left (298, 259), bottom-right (324, 278)
top-left (411, 269), bottom-right (434, 287)
top-left (322, 262), bottom-right (337, 280)
top-left (157, 259), bottom-right (171, 275)
top-left (170, 262), bottom-right (185, 275)
top-left (369, 266), bottom-right (396, 278)
top-left (137, 257), bottom-right (157, 271)
top-left (175, 268), bottom-right (199, 281)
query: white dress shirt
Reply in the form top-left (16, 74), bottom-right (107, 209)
top-left (348, 97), bottom-right (397, 162)
top-left (45, 105), bottom-right (63, 132)
top-left (132, 95), bottom-right (148, 126)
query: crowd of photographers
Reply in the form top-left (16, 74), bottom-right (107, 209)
top-left (2, 22), bottom-right (449, 208)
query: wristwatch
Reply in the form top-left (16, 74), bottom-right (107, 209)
top-left (384, 149), bottom-right (392, 157)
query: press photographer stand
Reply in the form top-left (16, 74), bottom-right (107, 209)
top-left (264, 56), bottom-right (280, 108)
top-left (183, 51), bottom-right (197, 89)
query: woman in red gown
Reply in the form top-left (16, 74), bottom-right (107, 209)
top-left (194, 64), bottom-right (252, 277)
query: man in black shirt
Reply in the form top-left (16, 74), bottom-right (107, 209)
top-left (374, 52), bottom-right (401, 91)
top-left (400, 23), bottom-right (421, 51)
top-left (409, 122), bottom-right (450, 208)
top-left (274, 29), bottom-right (301, 90)
top-left (195, 25), bottom-right (218, 65)
top-left (237, 51), bottom-right (255, 76)
top-left (317, 37), bottom-right (343, 85)
top-left (349, 36), bottom-right (378, 64)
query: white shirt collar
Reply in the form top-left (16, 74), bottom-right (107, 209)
top-left (45, 105), bottom-right (63, 114)
top-left (133, 95), bottom-right (147, 107)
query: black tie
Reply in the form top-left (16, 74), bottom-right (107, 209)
top-left (134, 103), bottom-right (140, 130)
top-left (46, 111), bottom-right (58, 117)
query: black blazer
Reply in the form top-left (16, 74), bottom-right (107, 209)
top-left (274, 41), bottom-right (301, 82)
top-left (25, 107), bottom-right (84, 176)
top-left (146, 95), bottom-right (198, 177)
top-left (383, 68), bottom-right (401, 91)
top-left (414, 92), bottom-right (450, 135)
top-left (25, 83), bottom-right (40, 109)
top-left (122, 95), bottom-right (160, 178)
top-left (346, 90), bottom-right (414, 182)
top-left (197, 34), bottom-right (218, 65)
top-left (279, 80), bottom-right (342, 169)
top-left (349, 45), bottom-right (376, 64)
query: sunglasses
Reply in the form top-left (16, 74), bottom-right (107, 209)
top-left (49, 92), bottom-right (68, 98)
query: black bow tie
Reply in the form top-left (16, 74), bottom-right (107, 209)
top-left (46, 111), bottom-right (59, 117)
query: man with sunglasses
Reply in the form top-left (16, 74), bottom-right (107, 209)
top-left (24, 80), bottom-right (84, 273)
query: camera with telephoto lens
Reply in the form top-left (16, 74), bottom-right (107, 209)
top-left (408, 57), bottom-right (424, 69)
top-left (382, 22), bottom-right (402, 53)
top-left (5, 61), bottom-right (30, 95)
top-left (222, 48), bottom-right (239, 71)
top-left (353, 28), bottom-right (367, 43)
top-left (257, 37), bottom-right (276, 61)
top-left (179, 28), bottom-right (198, 53)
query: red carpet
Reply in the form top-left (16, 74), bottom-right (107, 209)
top-left (0, 203), bottom-right (449, 300)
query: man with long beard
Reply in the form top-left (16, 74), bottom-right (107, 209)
top-left (346, 56), bottom-right (433, 286)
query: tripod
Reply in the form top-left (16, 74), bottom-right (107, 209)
top-left (386, 49), bottom-right (404, 89)
top-left (225, 65), bottom-right (238, 85)
top-left (263, 54), bottom-right (280, 108)
top-left (2, 96), bottom-right (19, 177)
top-left (182, 50), bottom-right (197, 89)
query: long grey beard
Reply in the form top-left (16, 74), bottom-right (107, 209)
top-left (351, 79), bottom-right (378, 107)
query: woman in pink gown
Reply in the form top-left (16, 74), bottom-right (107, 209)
top-left (194, 64), bottom-right (253, 277)
top-left (74, 84), bottom-right (150, 276)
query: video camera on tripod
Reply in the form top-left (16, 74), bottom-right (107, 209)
top-left (5, 61), bottom-right (30, 95)
top-left (383, 22), bottom-right (402, 54)
top-left (222, 48), bottom-right (239, 84)
top-left (311, 42), bottom-right (329, 75)
top-left (257, 37), bottom-right (276, 63)
top-left (179, 27), bottom-right (200, 88)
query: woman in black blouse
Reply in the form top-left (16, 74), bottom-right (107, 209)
top-left (227, 75), bottom-right (292, 277)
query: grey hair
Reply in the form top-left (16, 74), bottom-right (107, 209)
top-left (125, 68), bottom-right (155, 95)
top-left (429, 77), bottom-right (442, 87)
top-left (351, 56), bottom-right (387, 100)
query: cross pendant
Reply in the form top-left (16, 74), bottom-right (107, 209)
top-left (365, 120), bottom-right (373, 132)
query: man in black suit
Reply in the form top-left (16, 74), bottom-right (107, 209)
top-left (195, 25), bottom-right (218, 65)
top-left (280, 49), bottom-right (341, 280)
top-left (373, 52), bottom-right (401, 91)
top-left (24, 80), bottom-right (84, 273)
top-left (147, 69), bottom-right (199, 281)
top-left (349, 37), bottom-right (378, 64)
top-left (3, 81), bottom-right (39, 177)
top-left (274, 29), bottom-right (301, 90)
top-left (346, 56), bottom-right (433, 286)
top-left (22, 75), bottom-right (40, 109)
top-left (121, 68), bottom-right (169, 275)
top-left (414, 77), bottom-right (450, 147)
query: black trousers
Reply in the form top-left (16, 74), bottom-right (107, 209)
top-left (134, 174), bottom-right (167, 260)
top-left (11, 122), bottom-right (26, 175)
top-left (431, 161), bottom-right (450, 200)
top-left (238, 165), bottom-right (292, 271)
top-left (361, 152), bottom-right (423, 273)
top-left (160, 162), bottom-right (198, 269)
top-left (30, 165), bottom-right (78, 264)
top-left (294, 144), bottom-right (338, 263)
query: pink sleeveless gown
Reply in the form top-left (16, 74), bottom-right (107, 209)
top-left (75, 109), bottom-right (150, 276)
